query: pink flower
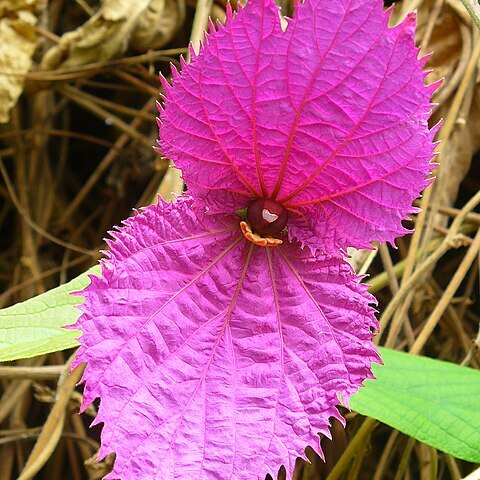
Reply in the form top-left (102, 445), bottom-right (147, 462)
top-left (72, 1), bottom-right (438, 478)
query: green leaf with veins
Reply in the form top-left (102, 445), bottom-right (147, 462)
top-left (0, 266), bottom-right (100, 361)
top-left (351, 347), bottom-right (480, 463)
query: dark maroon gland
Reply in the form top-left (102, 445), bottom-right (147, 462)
top-left (247, 198), bottom-right (288, 236)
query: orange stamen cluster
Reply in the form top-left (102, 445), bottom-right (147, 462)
top-left (240, 221), bottom-right (283, 247)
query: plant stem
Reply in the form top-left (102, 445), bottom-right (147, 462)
top-left (459, 0), bottom-right (480, 30)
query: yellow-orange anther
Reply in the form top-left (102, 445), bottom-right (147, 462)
top-left (240, 221), bottom-right (283, 247)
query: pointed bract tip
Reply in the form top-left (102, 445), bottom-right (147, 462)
top-left (401, 10), bottom-right (417, 34)
top-left (427, 78), bottom-right (444, 97)
top-left (225, 2), bottom-right (233, 19)
top-left (384, 4), bottom-right (395, 24)
top-left (208, 17), bottom-right (216, 32)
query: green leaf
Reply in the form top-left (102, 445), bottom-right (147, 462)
top-left (0, 266), bottom-right (100, 362)
top-left (351, 347), bottom-right (480, 463)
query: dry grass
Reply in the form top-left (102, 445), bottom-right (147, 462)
top-left (0, 0), bottom-right (479, 478)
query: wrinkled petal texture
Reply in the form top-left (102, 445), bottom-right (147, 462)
top-left (72, 198), bottom-right (379, 480)
top-left (159, 0), bottom-right (438, 252)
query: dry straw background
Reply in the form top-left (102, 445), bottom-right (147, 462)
top-left (0, 0), bottom-right (479, 478)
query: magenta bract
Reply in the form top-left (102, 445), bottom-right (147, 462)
top-left (72, 198), bottom-right (379, 479)
top-left (160, 0), bottom-right (439, 253)
top-left (72, 0), bottom-right (437, 478)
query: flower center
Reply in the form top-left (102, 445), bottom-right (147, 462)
top-left (247, 199), bottom-right (288, 235)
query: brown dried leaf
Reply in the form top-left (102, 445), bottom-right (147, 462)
top-left (130, 0), bottom-right (186, 52)
top-left (418, 1), bottom-right (464, 82)
top-left (416, 1), bottom-right (478, 213)
top-left (40, 0), bottom-right (152, 70)
top-left (0, 0), bottom-right (42, 123)
top-left (85, 451), bottom-right (115, 480)
top-left (436, 93), bottom-right (480, 210)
